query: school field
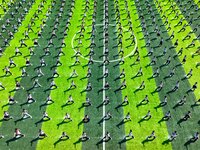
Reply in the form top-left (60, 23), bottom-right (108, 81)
top-left (0, 0), bottom-right (199, 150)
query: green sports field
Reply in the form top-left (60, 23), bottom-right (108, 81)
top-left (0, 0), bottom-right (199, 150)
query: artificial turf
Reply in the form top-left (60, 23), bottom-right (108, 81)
top-left (0, 0), bottom-right (199, 150)
top-left (154, 0), bottom-right (200, 100)
top-left (0, 0), bottom-right (49, 124)
top-left (0, 0), bottom-right (35, 53)
top-left (0, 0), bottom-right (71, 149)
top-left (173, 0), bottom-right (200, 39)
top-left (0, 0), bottom-right (16, 18)
top-left (115, 0), bottom-right (172, 149)
top-left (83, 0), bottom-right (104, 149)
top-left (135, 0), bottom-right (199, 149)
top-left (104, 0), bottom-right (126, 149)
top-left (37, 0), bottom-right (89, 149)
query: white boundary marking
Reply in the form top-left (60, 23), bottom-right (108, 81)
top-left (71, 24), bottom-right (138, 63)
top-left (103, 1), bottom-right (106, 150)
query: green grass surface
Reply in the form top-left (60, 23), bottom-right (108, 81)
top-left (37, 0), bottom-right (89, 149)
top-left (0, 0), bottom-right (16, 18)
top-left (82, 0), bottom-right (104, 149)
top-left (0, 0), bottom-right (199, 150)
top-left (173, 0), bottom-right (200, 39)
top-left (104, 0), bottom-right (126, 149)
top-left (135, 0), bottom-right (199, 149)
top-left (0, 0), bottom-right (67, 149)
top-left (0, 0), bottom-right (35, 53)
top-left (155, 0), bottom-right (200, 102)
top-left (116, 0), bottom-right (171, 149)
top-left (0, 0), bottom-right (49, 124)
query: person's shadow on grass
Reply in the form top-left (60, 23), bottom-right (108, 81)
top-left (142, 137), bottom-right (155, 145)
top-left (162, 139), bottom-right (171, 145)
top-left (6, 136), bottom-right (24, 146)
top-left (57, 120), bottom-right (72, 129)
top-left (54, 138), bottom-right (69, 148)
top-left (35, 118), bottom-right (50, 127)
top-left (118, 137), bottom-right (134, 148)
top-left (138, 117), bottom-right (151, 126)
top-left (116, 119), bottom-right (130, 128)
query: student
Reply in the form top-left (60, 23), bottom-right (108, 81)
top-left (122, 95), bottom-right (129, 105)
top-left (27, 93), bottom-right (36, 103)
top-left (194, 99), bottom-right (200, 105)
top-left (86, 82), bottom-right (92, 91)
top-left (21, 68), bottom-right (28, 77)
top-left (104, 112), bottom-right (112, 120)
top-left (42, 111), bottom-right (51, 120)
top-left (8, 95), bottom-right (17, 104)
top-left (38, 129), bottom-right (47, 138)
top-left (14, 128), bottom-right (25, 138)
top-left (82, 97), bottom-right (92, 106)
top-left (103, 131), bottom-right (112, 141)
top-left (15, 81), bottom-right (23, 90)
top-left (3, 66), bottom-right (12, 75)
top-left (152, 67), bottom-right (159, 77)
top-left (70, 69), bottom-right (78, 77)
top-left (169, 131), bottom-right (178, 141)
top-left (172, 81), bottom-right (180, 92)
top-left (36, 68), bottom-right (44, 77)
top-left (138, 81), bottom-right (145, 89)
top-left (40, 58), bottom-right (46, 67)
top-left (82, 115), bottom-right (90, 123)
top-left (59, 132), bottom-right (69, 140)
top-left (25, 58), bottom-right (32, 66)
top-left (70, 80), bottom-right (76, 89)
top-left (155, 81), bottom-right (164, 92)
top-left (9, 58), bottom-right (16, 67)
top-left (86, 68), bottom-right (92, 78)
top-left (140, 95), bottom-right (149, 104)
top-left (45, 95), bottom-right (54, 104)
top-left (103, 96), bottom-right (110, 105)
top-left (182, 111), bottom-right (191, 121)
top-left (177, 96), bottom-right (187, 106)
top-left (159, 96), bottom-right (168, 106)
top-left (0, 134), bottom-right (4, 139)
top-left (33, 79), bottom-right (42, 88)
top-left (50, 80), bottom-right (57, 89)
top-left (143, 110), bottom-right (151, 119)
top-left (21, 109), bottom-right (32, 119)
top-left (135, 67), bottom-right (143, 77)
top-left (184, 69), bottom-right (193, 79)
top-left (147, 131), bottom-right (156, 140)
top-left (124, 130), bottom-right (134, 140)
top-left (124, 112), bottom-right (131, 121)
top-left (190, 132), bottom-right (199, 142)
top-left (15, 47), bottom-right (22, 56)
top-left (0, 82), bottom-right (5, 90)
top-left (63, 113), bottom-right (72, 121)
top-left (3, 111), bottom-right (13, 120)
top-left (163, 111), bottom-right (171, 120)
top-left (80, 132), bottom-right (90, 141)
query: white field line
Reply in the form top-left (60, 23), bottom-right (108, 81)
top-left (71, 24), bottom-right (138, 63)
